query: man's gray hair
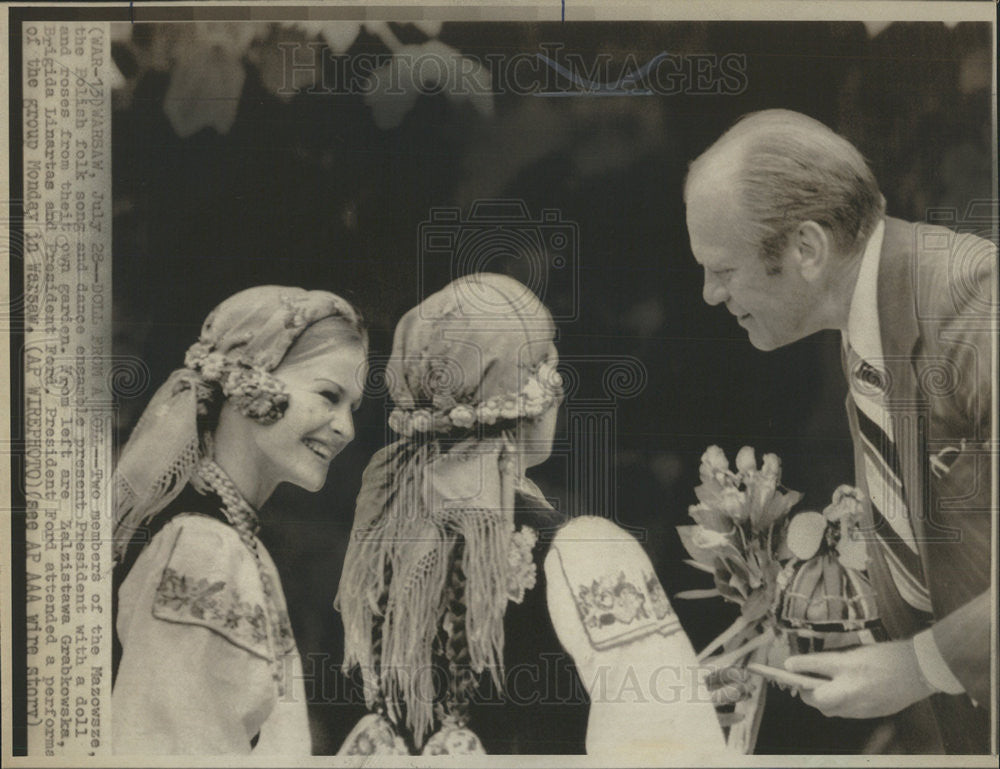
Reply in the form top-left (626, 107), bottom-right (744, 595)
top-left (685, 110), bottom-right (886, 274)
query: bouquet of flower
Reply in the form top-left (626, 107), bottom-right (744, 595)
top-left (676, 446), bottom-right (803, 664)
top-left (675, 446), bottom-right (878, 751)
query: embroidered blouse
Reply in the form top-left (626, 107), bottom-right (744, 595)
top-left (113, 487), bottom-right (310, 755)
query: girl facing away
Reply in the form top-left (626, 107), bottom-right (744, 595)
top-left (337, 273), bottom-right (584, 754)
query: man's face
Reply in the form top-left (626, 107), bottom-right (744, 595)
top-left (686, 189), bottom-right (819, 351)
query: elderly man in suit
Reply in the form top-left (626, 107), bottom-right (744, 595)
top-left (684, 109), bottom-right (993, 753)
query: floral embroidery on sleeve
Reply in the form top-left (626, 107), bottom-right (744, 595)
top-left (152, 566), bottom-right (271, 658)
top-left (576, 570), bottom-right (650, 629)
top-left (257, 570), bottom-right (296, 657)
top-left (645, 572), bottom-right (674, 620)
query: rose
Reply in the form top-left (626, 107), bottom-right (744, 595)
top-left (536, 360), bottom-right (562, 391)
top-left (499, 397), bottom-right (520, 420)
top-left (388, 410), bottom-right (413, 437)
top-left (692, 526), bottom-right (732, 550)
top-left (719, 487), bottom-right (749, 523)
top-left (736, 445), bottom-right (757, 476)
top-left (832, 484), bottom-right (865, 509)
top-left (185, 343), bottom-right (230, 383)
top-left (410, 410), bottom-right (433, 433)
top-left (699, 445), bottom-right (735, 488)
top-left (476, 401), bottom-right (500, 425)
top-left (824, 484), bottom-right (866, 524)
top-left (201, 352), bottom-right (229, 381)
top-left (701, 445), bottom-right (729, 474)
top-left (760, 453), bottom-right (781, 480)
top-left (506, 526), bottom-right (538, 603)
top-left (689, 502), bottom-right (734, 533)
top-left (184, 340), bottom-right (212, 367)
top-left (521, 377), bottom-right (545, 402)
top-left (448, 404), bottom-right (476, 429)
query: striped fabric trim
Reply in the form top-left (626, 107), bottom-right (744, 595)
top-left (869, 501), bottom-right (932, 612)
top-left (847, 348), bottom-right (932, 614)
top-left (856, 417), bottom-right (917, 550)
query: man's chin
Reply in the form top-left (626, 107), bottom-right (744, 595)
top-left (745, 329), bottom-right (780, 352)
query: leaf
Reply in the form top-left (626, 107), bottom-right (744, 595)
top-left (756, 487), bottom-right (801, 532)
top-left (676, 525), bottom-right (719, 565)
top-left (697, 613), bottom-right (755, 661)
top-left (411, 20), bottom-right (444, 37)
top-left (683, 558), bottom-right (716, 575)
top-left (714, 577), bottom-right (746, 603)
top-left (712, 630), bottom-right (774, 671)
top-left (727, 570), bottom-right (750, 601)
top-left (675, 588), bottom-right (723, 600)
top-left (739, 582), bottom-right (776, 623)
top-left (693, 482), bottom-right (722, 507)
top-left (163, 42), bottom-right (246, 137)
top-left (319, 22), bottom-right (364, 54)
top-left (772, 489), bottom-right (804, 520)
top-left (690, 503), bottom-right (734, 533)
top-left (364, 40), bottom-right (494, 130)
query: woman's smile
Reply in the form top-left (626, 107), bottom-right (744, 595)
top-left (302, 436), bottom-right (337, 463)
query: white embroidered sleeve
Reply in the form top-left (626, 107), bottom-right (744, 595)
top-left (113, 516), bottom-right (277, 754)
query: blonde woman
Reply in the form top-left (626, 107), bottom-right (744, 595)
top-left (112, 286), bottom-right (367, 754)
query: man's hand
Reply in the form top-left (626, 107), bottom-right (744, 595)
top-left (784, 640), bottom-right (936, 719)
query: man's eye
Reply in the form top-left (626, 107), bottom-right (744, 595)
top-left (712, 268), bottom-right (734, 278)
top-left (319, 390), bottom-right (340, 405)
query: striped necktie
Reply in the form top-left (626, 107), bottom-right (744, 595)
top-left (845, 343), bottom-right (933, 616)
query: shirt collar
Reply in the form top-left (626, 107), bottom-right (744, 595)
top-left (844, 218), bottom-right (886, 366)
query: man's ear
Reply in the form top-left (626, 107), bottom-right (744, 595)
top-left (791, 220), bottom-right (830, 282)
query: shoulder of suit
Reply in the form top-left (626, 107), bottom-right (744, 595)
top-left (884, 216), bottom-right (996, 323)
top-left (149, 513), bottom-right (273, 659)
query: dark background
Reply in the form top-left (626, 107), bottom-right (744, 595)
top-left (110, 20), bottom-right (993, 754)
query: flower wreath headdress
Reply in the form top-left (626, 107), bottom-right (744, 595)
top-left (387, 357), bottom-right (563, 438)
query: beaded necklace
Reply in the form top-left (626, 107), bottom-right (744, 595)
top-left (194, 459), bottom-right (261, 552)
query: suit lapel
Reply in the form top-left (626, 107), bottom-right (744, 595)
top-left (875, 218), bottom-right (933, 576)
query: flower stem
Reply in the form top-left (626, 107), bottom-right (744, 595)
top-left (697, 613), bottom-right (754, 662)
top-left (703, 628), bottom-right (773, 670)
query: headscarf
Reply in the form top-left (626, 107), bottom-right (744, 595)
top-left (337, 273), bottom-right (563, 745)
top-left (113, 285), bottom-right (364, 562)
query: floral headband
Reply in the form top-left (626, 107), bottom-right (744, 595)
top-left (183, 341), bottom-right (290, 424)
top-left (388, 358), bottom-right (563, 438)
top-left (181, 288), bottom-right (363, 425)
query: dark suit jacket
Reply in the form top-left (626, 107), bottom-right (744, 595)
top-left (842, 217), bottom-right (994, 752)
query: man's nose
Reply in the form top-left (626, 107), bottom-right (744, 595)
top-left (703, 272), bottom-right (728, 306)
